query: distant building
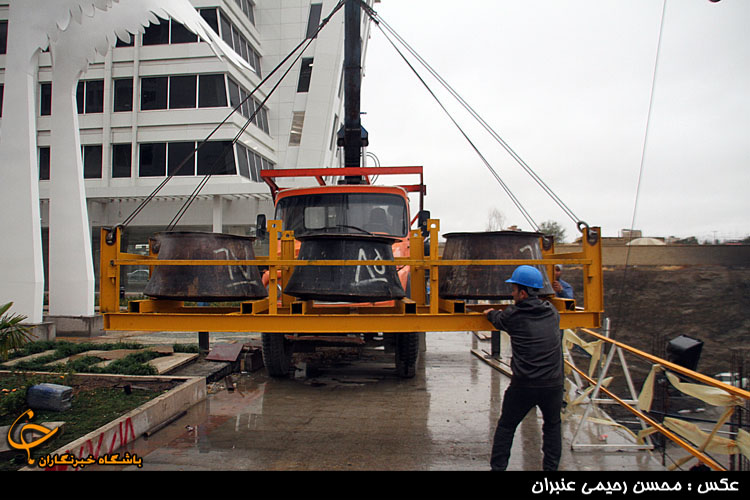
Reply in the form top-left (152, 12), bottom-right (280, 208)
top-left (619, 229), bottom-right (642, 239)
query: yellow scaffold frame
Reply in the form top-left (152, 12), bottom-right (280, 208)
top-left (99, 219), bottom-right (604, 333)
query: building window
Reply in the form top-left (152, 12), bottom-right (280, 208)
top-left (217, 11), bottom-right (261, 77)
top-left (82, 145), bottom-right (103, 178)
top-left (139, 143), bottom-right (167, 177)
top-left (330, 114), bottom-right (338, 151)
top-left (76, 80), bottom-right (104, 114)
top-left (86, 80), bottom-right (104, 113)
top-left (113, 78), bottom-right (134, 112)
top-left (297, 58), bottom-right (314, 93)
top-left (39, 147), bottom-right (50, 180)
top-left (338, 63), bottom-right (345, 99)
top-left (236, 144), bottom-right (250, 179)
top-left (197, 141), bottom-right (236, 175)
top-left (198, 74), bottom-right (228, 108)
top-left (236, 143), bottom-right (273, 182)
top-left (235, 0), bottom-right (255, 26)
top-left (0, 84), bottom-right (4, 118)
top-left (227, 77), bottom-right (269, 134)
top-left (40, 83), bottom-right (52, 116)
top-left (289, 112), bottom-right (305, 146)
top-left (141, 16), bottom-right (199, 46)
top-left (115, 34), bottom-right (134, 48)
top-left (170, 19), bottom-right (198, 44)
top-left (141, 74), bottom-right (227, 111)
top-left (168, 142), bottom-right (196, 176)
top-left (219, 11), bottom-right (233, 48)
top-left (112, 144), bottom-right (132, 178)
top-left (0, 20), bottom-right (7, 55)
top-left (199, 8), bottom-right (219, 35)
top-left (169, 75), bottom-right (197, 109)
top-left (142, 17), bottom-right (169, 45)
top-left (141, 77), bottom-right (168, 110)
top-left (306, 4), bottom-right (322, 39)
top-left (139, 141), bottom-right (237, 177)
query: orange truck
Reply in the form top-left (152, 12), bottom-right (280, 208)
top-left (257, 166), bottom-right (429, 378)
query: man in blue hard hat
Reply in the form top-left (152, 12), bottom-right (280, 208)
top-left (483, 265), bottom-right (564, 471)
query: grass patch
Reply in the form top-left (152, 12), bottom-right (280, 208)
top-left (1, 341), bottom-right (200, 375)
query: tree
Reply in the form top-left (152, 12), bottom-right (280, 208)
top-left (485, 208), bottom-right (506, 231)
top-left (674, 236), bottom-right (699, 245)
top-left (538, 220), bottom-right (567, 243)
top-left (0, 302), bottom-right (33, 361)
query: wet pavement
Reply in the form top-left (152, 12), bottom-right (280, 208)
top-left (80, 331), bottom-right (666, 471)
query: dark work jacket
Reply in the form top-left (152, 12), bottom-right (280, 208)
top-left (487, 297), bottom-right (563, 388)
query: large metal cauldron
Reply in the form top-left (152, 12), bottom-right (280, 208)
top-left (438, 231), bottom-right (555, 300)
top-left (144, 231), bottom-right (267, 301)
top-left (284, 233), bottom-right (406, 303)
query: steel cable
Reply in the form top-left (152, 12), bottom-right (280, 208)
top-left (363, 2), bottom-right (586, 231)
top-left (368, 13), bottom-right (539, 231)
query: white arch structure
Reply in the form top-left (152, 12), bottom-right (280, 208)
top-left (0, 0), bottom-right (251, 323)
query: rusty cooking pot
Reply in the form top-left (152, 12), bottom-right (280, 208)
top-left (438, 231), bottom-right (555, 300)
top-left (143, 231), bottom-right (267, 301)
top-left (284, 233), bottom-right (405, 303)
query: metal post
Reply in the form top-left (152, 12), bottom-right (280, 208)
top-left (491, 331), bottom-right (501, 359)
top-left (199, 331), bottom-right (210, 352)
top-left (343, 0), bottom-right (364, 174)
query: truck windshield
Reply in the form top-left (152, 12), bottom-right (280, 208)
top-left (275, 193), bottom-right (408, 238)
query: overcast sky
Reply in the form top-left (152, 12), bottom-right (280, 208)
top-left (358, 0), bottom-right (750, 242)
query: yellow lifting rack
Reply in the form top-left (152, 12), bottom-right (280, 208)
top-left (99, 219), bottom-right (604, 333)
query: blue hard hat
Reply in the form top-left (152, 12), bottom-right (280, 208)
top-left (506, 265), bottom-right (544, 289)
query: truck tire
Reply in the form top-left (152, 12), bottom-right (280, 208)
top-left (395, 332), bottom-right (419, 378)
top-left (262, 333), bottom-right (293, 377)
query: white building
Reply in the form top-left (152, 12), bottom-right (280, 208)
top-left (0, 0), bottom-right (376, 295)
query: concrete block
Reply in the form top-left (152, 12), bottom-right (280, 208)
top-left (26, 322), bottom-right (56, 342)
top-left (46, 315), bottom-right (104, 338)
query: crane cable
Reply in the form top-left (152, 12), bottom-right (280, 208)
top-left (119, 0), bottom-right (346, 230)
top-left (363, 2), bottom-right (589, 233)
top-left (365, 9), bottom-right (539, 231)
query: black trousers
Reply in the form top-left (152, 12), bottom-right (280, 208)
top-left (490, 383), bottom-right (563, 471)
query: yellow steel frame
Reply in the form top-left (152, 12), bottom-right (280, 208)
top-left (99, 220), bottom-right (604, 333)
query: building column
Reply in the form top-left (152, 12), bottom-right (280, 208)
top-left (46, 47), bottom-right (95, 317)
top-left (0, 22), bottom-right (45, 323)
top-left (213, 195), bottom-right (224, 233)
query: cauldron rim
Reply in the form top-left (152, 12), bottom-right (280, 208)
top-left (152, 231), bottom-right (256, 242)
top-left (443, 230), bottom-right (543, 238)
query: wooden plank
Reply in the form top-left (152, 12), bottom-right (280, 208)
top-left (473, 331), bottom-right (492, 341)
top-left (147, 353), bottom-right (198, 375)
top-left (470, 348), bottom-right (512, 377)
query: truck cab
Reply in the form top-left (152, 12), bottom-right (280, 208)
top-left (273, 184), bottom-right (412, 292)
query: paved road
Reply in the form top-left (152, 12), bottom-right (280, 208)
top-left (84, 331), bottom-right (665, 472)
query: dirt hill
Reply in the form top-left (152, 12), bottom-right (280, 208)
top-left (564, 265), bottom-right (750, 390)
